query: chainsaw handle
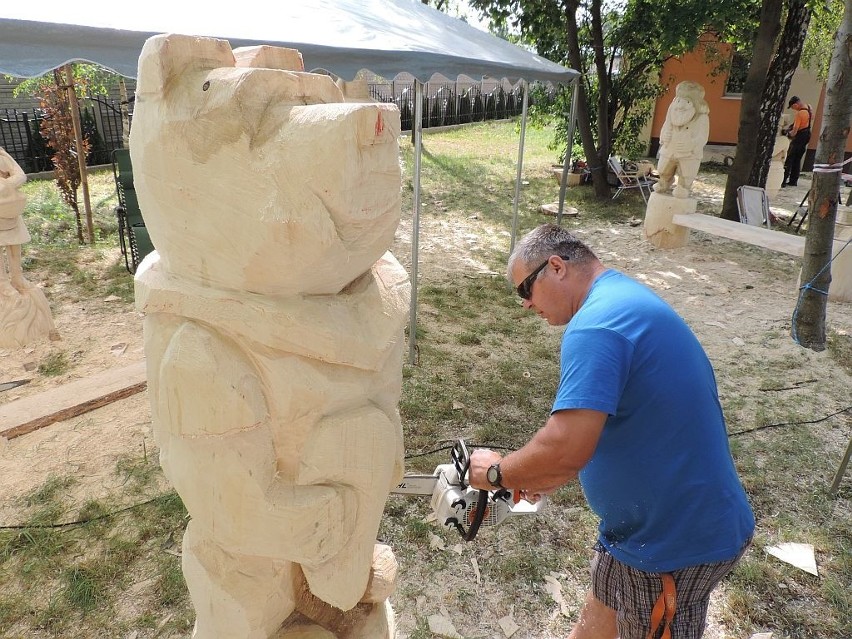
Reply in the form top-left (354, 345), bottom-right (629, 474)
top-left (463, 489), bottom-right (489, 541)
top-left (451, 439), bottom-right (471, 489)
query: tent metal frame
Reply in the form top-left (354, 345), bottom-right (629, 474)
top-left (407, 77), bottom-right (579, 363)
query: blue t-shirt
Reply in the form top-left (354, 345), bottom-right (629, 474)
top-left (553, 269), bottom-right (754, 572)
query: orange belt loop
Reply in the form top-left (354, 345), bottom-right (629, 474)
top-left (645, 573), bottom-right (676, 639)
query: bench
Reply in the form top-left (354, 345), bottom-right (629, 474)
top-left (672, 213), bottom-right (805, 257)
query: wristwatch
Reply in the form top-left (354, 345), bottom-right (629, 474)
top-left (486, 463), bottom-right (504, 489)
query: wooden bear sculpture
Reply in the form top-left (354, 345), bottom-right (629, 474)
top-left (132, 34), bottom-right (409, 639)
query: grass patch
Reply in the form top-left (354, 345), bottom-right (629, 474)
top-left (827, 329), bottom-right (852, 375)
top-left (18, 168), bottom-right (134, 317)
top-left (37, 351), bottom-right (69, 377)
top-left (0, 456), bottom-right (188, 637)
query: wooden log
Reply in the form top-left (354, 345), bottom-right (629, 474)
top-left (361, 544), bottom-right (398, 603)
top-left (0, 361), bottom-right (147, 439)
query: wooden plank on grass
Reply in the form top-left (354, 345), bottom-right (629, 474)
top-left (672, 213), bottom-right (806, 257)
top-left (0, 361), bottom-right (148, 440)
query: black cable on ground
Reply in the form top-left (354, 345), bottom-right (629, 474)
top-left (403, 442), bottom-right (516, 460)
top-left (729, 405), bottom-right (851, 437)
top-left (0, 493), bottom-right (176, 531)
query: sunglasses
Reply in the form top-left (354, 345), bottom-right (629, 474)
top-left (516, 255), bottom-right (569, 300)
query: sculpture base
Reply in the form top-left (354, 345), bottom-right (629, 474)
top-left (643, 192), bottom-right (696, 249)
top-left (274, 601), bottom-right (395, 639)
top-left (766, 160), bottom-right (784, 200)
top-left (0, 282), bottom-right (59, 348)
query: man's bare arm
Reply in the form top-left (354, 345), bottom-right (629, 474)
top-left (469, 409), bottom-right (607, 493)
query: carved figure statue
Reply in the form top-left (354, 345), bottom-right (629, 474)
top-left (653, 81), bottom-right (710, 199)
top-left (766, 117), bottom-right (792, 198)
top-left (0, 147), bottom-right (30, 293)
top-left (132, 34), bottom-right (409, 639)
top-left (0, 147), bottom-right (58, 347)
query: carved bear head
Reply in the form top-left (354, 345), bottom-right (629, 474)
top-left (131, 33), bottom-right (401, 295)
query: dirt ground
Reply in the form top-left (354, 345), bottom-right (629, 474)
top-left (1, 172), bottom-right (850, 637)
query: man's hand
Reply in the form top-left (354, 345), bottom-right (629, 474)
top-left (469, 448), bottom-right (501, 491)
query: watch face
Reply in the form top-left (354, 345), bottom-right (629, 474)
top-left (487, 465), bottom-right (499, 485)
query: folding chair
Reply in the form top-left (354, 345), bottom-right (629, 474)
top-left (736, 185), bottom-right (771, 229)
top-left (608, 157), bottom-right (656, 204)
top-left (786, 189), bottom-right (810, 234)
top-left (112, 149), bottom-right (154, 274)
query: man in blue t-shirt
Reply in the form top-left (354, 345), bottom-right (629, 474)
top-left (470, 223), bottom-right (754, 639)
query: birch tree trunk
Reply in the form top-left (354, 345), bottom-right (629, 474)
top-left (793, 0), bottom-right (852, 350)
top-left (721, 0), bottom-right (783, 220)
top-left (749, 0), bottom-right (812, 187)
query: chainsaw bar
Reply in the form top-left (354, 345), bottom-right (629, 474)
top-left (392, 475), bottom-right (438, 495)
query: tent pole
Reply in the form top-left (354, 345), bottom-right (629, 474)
top-left (509, 79), bottom-right (529, 255)
top-left (408, 79), bottom-right (424, 365)
top-left (557, 78), bottom-right (580, 225)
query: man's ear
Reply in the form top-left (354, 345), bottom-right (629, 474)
top-left (550, 255), bottom-right (569, 279)
top-left (137, 34), bottom-right (235, 99)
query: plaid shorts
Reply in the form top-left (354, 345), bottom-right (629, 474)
top-left (590, 541), bottom-right (750, 639)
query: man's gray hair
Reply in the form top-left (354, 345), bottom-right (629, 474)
top-left (507, 223), bottom-right (597, 281)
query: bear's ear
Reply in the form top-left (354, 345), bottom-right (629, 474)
top-left (136, 34), bottom-right (236, 97)
top-left (233, 46), bottom-right (304, 72)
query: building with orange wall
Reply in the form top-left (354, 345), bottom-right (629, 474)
top-left (646, 35), bottom-right (851, 169)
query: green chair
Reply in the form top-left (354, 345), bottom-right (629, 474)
top-left (111, 149), bottom-right (154, 273)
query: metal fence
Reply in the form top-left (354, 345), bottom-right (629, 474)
top-left (1, 95), bottom-right (128, 173)
top-left (368, 80), bottom-right (529, 130)
top-left (1, 81), bottom-right (554, 173)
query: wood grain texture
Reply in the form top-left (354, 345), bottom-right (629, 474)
top-left (0, 361), bottom-right (147, 439)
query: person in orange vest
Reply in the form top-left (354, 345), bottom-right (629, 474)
top-left (782, 96), bottom-right (813, 188)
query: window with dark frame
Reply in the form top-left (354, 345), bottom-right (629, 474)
top-left (724, 51), bottom-right (749, 96)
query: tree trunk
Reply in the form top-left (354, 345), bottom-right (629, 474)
top-left (793, 0), bottom-right (852, 350)
top-left (64, 65), bottom-right (95, 245)
top-left (720, 0), bottom-right (784, 221)
top-left (749, 0), bottom-right (811, 187)
top-left (590, 0), bottom-right (610, 166)
top-left (562, 1), bottom-right (611, 197)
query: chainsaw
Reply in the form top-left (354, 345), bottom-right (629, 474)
top-left (391, 439), bottom-right (545, 541)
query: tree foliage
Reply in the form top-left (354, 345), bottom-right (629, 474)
top-left (37, 69), bottom-right (89, 244)
top-left (421, 0), bottom-right (450, 10)
top-left (801, 0), bottom-right (844, 81)
top-left (467, 0), bottom-right (754, 197)
top-left (9, 63), bottom-right (115, 100)
top-left (8, 64), bottom-right (118, 244)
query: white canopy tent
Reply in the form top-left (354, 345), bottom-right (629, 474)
top-left (0, 0), bottom-right (579, 362)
